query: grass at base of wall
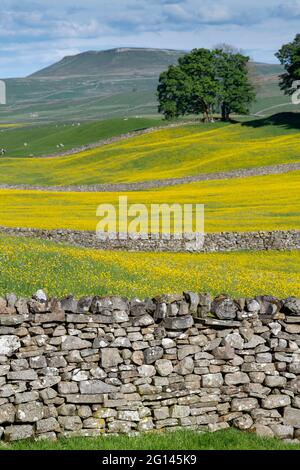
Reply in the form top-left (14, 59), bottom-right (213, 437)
top-left (0, 429), bottom-right (299, 451)
top-left (0, 235), bottom-right (299, 298)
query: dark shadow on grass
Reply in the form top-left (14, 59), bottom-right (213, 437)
top-left (241, 112), bottom-right (300, 130)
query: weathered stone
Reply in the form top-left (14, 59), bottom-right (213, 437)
top-left (282, 297), bottom-right (300, 316)
top-left (170, 405), bottom-right (190, 418)
top-left (252, 424), bottom-right (274, 438)
top-left (76, 406), bottom-right (92, 419)
top-left (30, 376), bottom-right (61, 390)
top-left (29, 355), bottom-right (47, 369)
top-left (58, 382), bottom-right (79, 394)
top-left (262, 395), bottom-right (291, 409)
top-left (4, 425), bottom-right (34, 442)
top-left (79, 380), bottom-right (118, 394)
top-left (132, 314), bottom-right (154, 327)
top-left (155, 359), bottom-right (173, 376)
top-left (61, 336), bottom-right (91, 350)
top-left (60, 295), bottom-right (78, 313)
top-left (0, 403), bottom-right (15, 424)
top-left (143, 347), bottom-right (164, 365)
top-left (271, 424), bottom-right (294, 439)
top-left (137, 365), bottom-right (156, 377)
top-left (113, 310), bottom-right (129, 323)
top-left (36, 417), bottom-right (60, 434)
top-left (14, 391), bottom-right (39, 404)
top-left (0, 335), bottom-right (20, 356)
top-left (233, 414), bottom-right (253, 430)
top-left (108, 420), bottom-right (132, 433)
top-left (225, 372), bottom-right (249, 385)
top-left (174, 357), bottom-right (194, 375)
top-left (32, 289), bottom-right (47, 303)
top-left (16, 401), bottom-right (44, 422)
top-left (0, 365), bottom-right (10, 376)
top-left (243, 335), bottom-right (266, 349)
top-left (183, 292), bottom-right (199, 314)
top-left (211, 297), bottom-right (238, 320)
top-left (57, 404), bottom-right (76, 416)
top-left (66, 395), bottom-right (104, 404)
top-left (162, 338), bottom-right (176, 349)
top-left (223, 332), bottom-right (244, 350)
top-left (138, 417), bottom-right (154, 431)
top-left (264, 376), bottom-right (287, 388)
top-left (163, 316), bottom-right (194, 330)
top-left (110, 337), bottom-right (131, 348)
top-left (202, 373), bottom-right (224, 388)
top-left (178, 345), bottom-right (200, 360)
top-left (58, 416), bottom-right (82, 431)
top-left (101, 348), bottom-right (123, 368)
top-left (154, 407), bottom-right (169, 420)
top-left (118, 410), bottom-right (140, 421)
top-left (8, 370), bottom-right (38, 381)
top-left (283, 407), bottom-right (300, 428)
top-left (212, 345), bottom-right (235, 360)
top-left (231, 398), bottom-right (258, 412)
top-left (245, 299), bottom-right (260, 313)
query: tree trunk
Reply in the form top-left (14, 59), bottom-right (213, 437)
top-left (221, 103), bottom-right (230, 121)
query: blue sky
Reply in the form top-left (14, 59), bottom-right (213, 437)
top-left (0, 0), bottom-right (300, 77)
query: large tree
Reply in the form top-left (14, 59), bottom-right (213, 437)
top-left (157, 65), bottom-right (192, 119)
top-left (178, 48), bottom-right (219, 121)
top-left (275, 34), bottom-right (300, 95)
top-left (157, 47), bottom-right (255, 121)
top-left (214, 48), bottom-right (256, 121)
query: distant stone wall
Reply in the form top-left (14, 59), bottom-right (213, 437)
top-left (0, 227), bottom-right (299, 252)
top-left (0, 290), bottom-right (299, 442)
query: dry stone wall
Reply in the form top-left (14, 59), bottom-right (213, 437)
top-left (1, 227), bottom-right (299, 252)
top-left (0, 290), bottom-right (300, 442)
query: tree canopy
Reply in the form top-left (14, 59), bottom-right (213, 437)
top-left (275, 34), bottom-right (300, 96)
top-left (157, 47), bottom-right (255, 121)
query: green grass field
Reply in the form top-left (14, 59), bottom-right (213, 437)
top-left (0, 117), bottom-right (164, 157)
top-left (0, 171), bottom-right (298, 233)
top-left (0, 429), bottom-right (299, 450)
top-left (0, 235), bottom-right (298, 298)
top-left (0, 114), bottom-right (299, 186)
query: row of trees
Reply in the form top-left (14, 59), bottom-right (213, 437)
top-left (157, 35), bottom-right (300, 121)
top-left (157, 46), bottom-right (255, 121)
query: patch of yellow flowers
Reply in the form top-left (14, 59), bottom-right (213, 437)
top-left (0, 122), bottom-right (300, 185)
top-left (0, 171), bottom-right (299, 233)
top-left (0, 234), bottom-right (299, 298)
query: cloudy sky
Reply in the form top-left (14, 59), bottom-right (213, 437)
top-left (0, 0), bottom-right (299, 77)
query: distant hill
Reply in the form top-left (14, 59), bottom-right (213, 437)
top-left (0, 48), bottom-right (288, 124)
top-left (29, 48), bottom-right (186, 78)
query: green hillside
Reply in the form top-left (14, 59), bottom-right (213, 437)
top-left (0, 117), bottom-right (163, 157)
top-left (0, 48), bottom-right (287, 124)
top-left (0, 114), bottom-right (299, 185)
top-left (30, 48), bottom-right (185, 78)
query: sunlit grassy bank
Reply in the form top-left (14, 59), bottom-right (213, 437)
top-left (0, 118), bottom-right (300, 186)
top-left (0, 171), bottom-right (299, 232)
top-left (0, 235), bottom-right (298, 298)
top-left (0, 429), bottom-right (299, 451)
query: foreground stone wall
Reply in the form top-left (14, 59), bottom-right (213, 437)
top-left (1, 227), bottom-right (299, 252)
top-left (0, 290), bottom-right (299, 442)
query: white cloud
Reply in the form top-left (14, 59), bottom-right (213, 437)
top-left (0, 0), bottom-right (298, 77)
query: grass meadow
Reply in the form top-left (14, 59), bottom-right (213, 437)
top-left (0, 117), bottom-right (300, 186)
top-left (0, 234), bottom-right (298, 298)
top-left (0, 171), bottom-right (299, 232)
top-left (1, 429), bottom-right (300, 451)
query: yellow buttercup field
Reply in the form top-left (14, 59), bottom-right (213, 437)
top-left (0, 171), bottom-right (299, 232)
top-left (0, 235), bottom-right (299, 298)
top-left (0, 121), bottom-right (300, 186)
